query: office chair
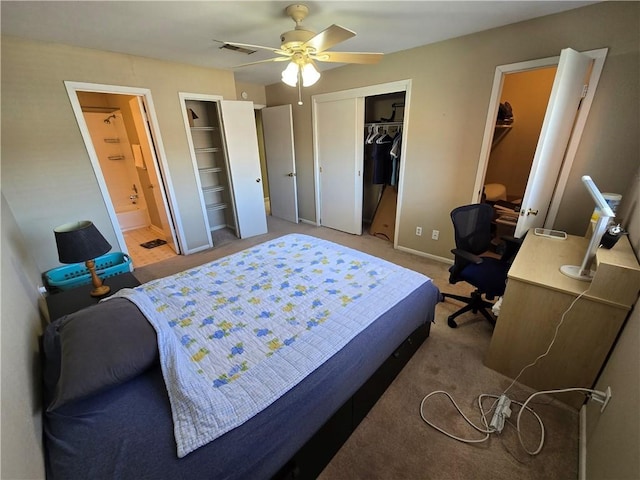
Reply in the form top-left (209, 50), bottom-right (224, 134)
top-left (441, 203), bottom-right (521, 328)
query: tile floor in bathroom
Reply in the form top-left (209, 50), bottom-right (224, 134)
top-left (125, 199), bottom-right (268, 269)
top-left (123, 227), bottom-right (177, 269)
top-left (123, 226), bottom-right (241, 269)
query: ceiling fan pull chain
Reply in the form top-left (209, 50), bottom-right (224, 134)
top-left (297, 68), bottom-right (303, 106)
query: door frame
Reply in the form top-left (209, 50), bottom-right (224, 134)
top-left (471, 48), bottom-right (608, 228)
top-left (65, 81), bottom-right (184, 254)
top-left (312, 79), bottom-right (412, 246)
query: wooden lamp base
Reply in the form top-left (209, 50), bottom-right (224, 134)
top-left (86, 259), bottom-right (111, 297)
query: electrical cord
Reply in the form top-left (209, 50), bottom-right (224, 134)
top-left (500, 288), bottom-right (591, 398)
top-left (516, 387), bottom-right (607, 455)
top-left (419, 391), bottom-right (544, 445)
top-left (420, 287), bottom-right (592, 454)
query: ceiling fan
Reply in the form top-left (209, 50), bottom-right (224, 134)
top-left (224, 4), bottom-right (383, 92)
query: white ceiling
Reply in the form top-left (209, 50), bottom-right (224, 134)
top-left (1, 1), bottom-right (597, 86)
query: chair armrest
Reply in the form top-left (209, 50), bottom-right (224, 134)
top-left (500, 236), bottom-right (523, 262)
top-left (451, 248), bottom-right (483, 265)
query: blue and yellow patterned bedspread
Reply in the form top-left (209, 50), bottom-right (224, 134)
top-left (112, 234), bottom-right (432, 457)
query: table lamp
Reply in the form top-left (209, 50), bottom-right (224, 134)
top-left (54, 221), bottom-right (112, 297)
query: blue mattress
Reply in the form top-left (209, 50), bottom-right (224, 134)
top-left (42, 242), bottom-right (439, 480)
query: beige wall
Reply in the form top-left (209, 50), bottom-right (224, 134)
top-left (1, 194), bottom-right (46, 479)
top-left (266, 1), bottom-right (639, 260)
top-left (235, 81), bottom-right (267, 106)
top-left (585, 168), bottom-right (640, 479)
top-left (1, 36), bottom-right (239, 271)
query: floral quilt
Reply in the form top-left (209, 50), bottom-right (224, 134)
top-left (111, 234), bottom-right (431, 457)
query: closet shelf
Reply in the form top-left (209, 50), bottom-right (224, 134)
top-left (191, 126), bottom-right (218, 131)
top-left (364, 121), bottom-right (403, 127)
top-left (195, 147), bottom-right (221, 154)
top-left (205, 202), bottom-right (228, 211)
top-left (202, 185), bottom-right (225, 193)
top-left (492, 123), bottom-right (513, 149)
top-left (199, 167), bottom-right (223, 174)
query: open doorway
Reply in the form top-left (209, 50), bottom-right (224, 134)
top-left (312, 79), bottom-right (411, 244)
top-left (482, 66), bottom-right (557, 247)
top-left (66, 83), bottom-right (182, 268)
top-left (253, 106), bottom-right (273, 217)
top-left (473, 48), bottom-right (608, 239)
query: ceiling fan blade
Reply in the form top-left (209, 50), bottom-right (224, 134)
top-left (303, 24), bottom-right (355, 53)
top-left (223, 41), bottom-right (289, 56)
top-left (233, 56), bottom-right (291, 68)
top-left (314, 51), bottom-right (383, 65)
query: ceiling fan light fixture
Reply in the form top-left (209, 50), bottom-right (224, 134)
top-left (301, 62), bottom-right (320, 87)
top-left (281, 61), bottom-right (299, 87)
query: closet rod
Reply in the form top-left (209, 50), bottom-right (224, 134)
top-left (81, 106), bottom-right (119, 113)
top-left (365, 121), bottom-right (404, 127)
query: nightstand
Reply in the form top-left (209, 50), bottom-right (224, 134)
top-left (46, 272), bottom-right (141, 322)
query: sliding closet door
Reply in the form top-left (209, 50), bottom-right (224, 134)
top-left (315, 97), bottom-right (364, 235)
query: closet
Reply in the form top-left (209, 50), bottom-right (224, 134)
top-left (186, 100), bottom-right (235, 234)
top-left (364, 92), bottom-right (405, 242)
top-left (313, 80), bottom-right (409, 238)
top-left (181, 94), bottom-right (268, 245)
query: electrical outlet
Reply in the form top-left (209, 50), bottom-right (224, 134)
top-left (415, 226), bottom-right (422, 236)
top-left (431, 229), bottom-right (439, 240)
top-left (591, 386), bottom-right (612, 412)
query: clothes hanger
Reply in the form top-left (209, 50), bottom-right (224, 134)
top-left (375, 127), bottom-right (392, 144)
top-left (365, 125), bottom-right (375, 143)
top-left (366, 125), bottom-right (382, 144)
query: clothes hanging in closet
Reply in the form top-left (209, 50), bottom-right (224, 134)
top-left (370, 131), bottom-right (394, 185)
top-left (389, 132), bottom-right (402, 187)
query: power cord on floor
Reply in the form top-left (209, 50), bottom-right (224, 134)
top-left (419, 391), bottom-right (544, 444)
top-left (420, 287), bottom-right (608, 455)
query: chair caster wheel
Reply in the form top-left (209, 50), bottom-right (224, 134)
top-left (447, 317), bottom-right (458, 328)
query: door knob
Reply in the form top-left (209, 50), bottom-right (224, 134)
top-left (256, 178), bottom-right (261, 183)
top-left (287, 172), bottom-right (296, 177)
top-left (526, 208), bottom-right (539, 216)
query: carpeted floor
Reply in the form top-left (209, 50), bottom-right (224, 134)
top-left (135, 216), bottom-right (579, 480)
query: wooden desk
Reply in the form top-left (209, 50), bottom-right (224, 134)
top-left (485, 232), bottom-right (640, 409)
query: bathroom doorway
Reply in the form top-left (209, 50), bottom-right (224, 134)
top-left (66, 82), bottom-right (181, 268)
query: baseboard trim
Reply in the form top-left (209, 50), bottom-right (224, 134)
top-left (579, 405), bottom-right (587, 480)
top-left (149, 224), bottom-right (165, 238)
top-left (183, 243), bottom-right (213, 255)
top-left (395, 245), bottom-right (453, 265)
top-left (299, 217), bottom-right (319, 226)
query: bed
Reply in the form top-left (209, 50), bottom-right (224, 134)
top-left (42, 234), bottom-right (440, 479)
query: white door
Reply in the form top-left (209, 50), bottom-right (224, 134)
top-left (515, 48), bottom-right (594, 237)
top-left (262, 105), bottom-right (298, 223)
top-left (220, 100), bottom-right (268, 239)
top-left (132, 97), bottom-right (180, 252)
top-left (315, 97), bottom-right (364, 235)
